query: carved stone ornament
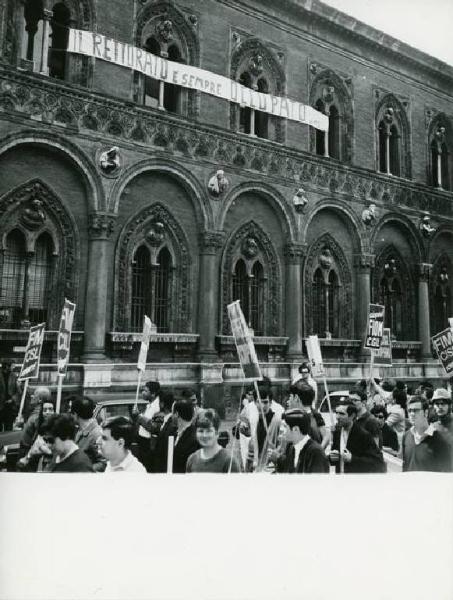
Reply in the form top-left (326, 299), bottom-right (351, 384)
top-left (88, 213), bottom-right (116, 239)
top-left (99, 146), bottom-right (121, 177)
top-left (156, 14), bottom-right (174, 44)
top-left (208, 169), bottom-right (229, 197)
top-left (319, 247), bottom-right (333, 270)
top-left (384, 106), bottom-right (394, 124)
top-left (249, 53), bottom-right (264, 77)
top-left (361, 203), bottom-right (378, 227)
top-left (322, 85), bottom-right (335, 105)
top-left (384, 258), bottom-right (397, 277)
top-left (293, 188), bottom-right (308, 214)
top-left (146, 221), bottom-right (165, 246)
top-left (439, 265), bottom-right (449, 284)
top-left (419, 215), bottom-right (436, 238)
top-left (20, 197), bottom-right (47, 230)
top-left (434, 126), bottom-right (446, 148)
top-left (241, 236), bottom-right (259, 259)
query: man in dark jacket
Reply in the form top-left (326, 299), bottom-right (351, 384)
top-left (41, 414), bottom-right (94, 473)
top-left (0, 359), bottom-right (21, 431)
top-left (278, 409), bottom-right (329, 473)
top-left (71, 395), bottom-right (106, 472)
top-left (330, 400), bottom-right (386, 473)
top-left (152, 392), bottom-right (177, 473)
top-left (172, 400), bottom-right (200, 473)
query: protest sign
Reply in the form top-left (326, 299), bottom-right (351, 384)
top-left (18, 323), bottom-right (45, 381)
top-left (68, 29), bottom-right (328, 132)
top-left (373, 328), bottom-right (392, 366)
top-left (365, 304), bottom-right (385, 349)
top-left (432, 327), bottom-right (453, 375)
top-left (57, 299), bottom-right (76, 376)
top-left (227, 300), bottom-right (262, 380)
top-left (137, 315), bottom-right (152, 373)
top-left (306, 335), bottom-right (325, 377)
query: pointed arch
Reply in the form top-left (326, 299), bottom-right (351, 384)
top-left (370, 212), bottom-right (424, 263)
top-left (304, 232), bottom-right (353, 338)
top-left (309, 69), bottom-right (353, 163)
top-left (0, 179), bottom-right (80, 328)
top-left (230, 38), bottom-right (286, 143)
top-left (115, 203), bottom-right (192, 332)
top-left (373, 245), bottom-right (416, 340)
top-left (221, 220), bottom-right (282, 335)
top-left (375, 94), bottom-right (411, 178)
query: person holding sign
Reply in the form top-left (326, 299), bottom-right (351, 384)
top-left (132, 380), bottom-right (161, 472)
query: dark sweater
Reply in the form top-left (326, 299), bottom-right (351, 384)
top-left (402, 430), bottom-right (451, 472)
top-left (48, 448), bottom-right (95, 473)
top-left (186, 448), bottom-right (240, 473)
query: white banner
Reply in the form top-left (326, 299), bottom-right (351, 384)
top-left (57, 299), bottom-right (76, 376)
top-left (137, 315), bottom-right (152, 373)
top-left (68, 29), bottom-right (329, 132)
top-left (306, 335), bottom-right (324, 377)
top-left (227, 301), bottom-right (262, 381)
top-left (18, 323), bottom-right (46, 381)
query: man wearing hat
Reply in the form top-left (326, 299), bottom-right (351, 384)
top-left (432, 388), bottom-right (453, 470)
top-left (277, 409), bottom-right (329, 474)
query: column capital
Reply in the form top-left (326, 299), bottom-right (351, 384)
top-left (42, 8), bottom-right (53, 20)
top-left (353, 253), bottom-right (375, 271)
top-left (198, 231), bottom-right (225, 254)
top-left (417, 263), bottom-right (432, 281)
top-left (284, 243), bottom-right (307, 264)
top-left (88, 213), bottom-right (117, 240)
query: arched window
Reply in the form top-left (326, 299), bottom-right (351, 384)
top-left (154, 247), bottom-right (172, 332)
top-left (23, 0), bottom-right (44, 64)
top-left (389, 124), bottom-right (400, 176)
top-left (380, 273), bottom-right (403, 338)
top-left (142, 37), bottom-right (184, 113)
top-left (238, 71), bottom-right (269, 139)
top-left (0, 230), bottom-right (27, 325)
top-left (311, 266), bottom-right (340, 338)
top-left (375, 97), bottom-right (410, 178)
top-left (429, 123), bottom-right (451, 190)
top-left (0, 230), bottom-right (54, 326)
top-left (130, 245), bottom-right (173, 333)
top-left (29, 233), bottom-right (53, 324)
top-left (131, 246), bottom-right (151, 332)
top-left (231, 258), bottom-right (264, 335)
top-left (48, 2), bottom-right (71, 80)
top-left (377, 117), bottom-right (400, 176)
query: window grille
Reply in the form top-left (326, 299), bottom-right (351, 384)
top-left (232, 259), bottom-right (249, 320)
top-left (0, 230), bottom-right (26, 325)
top-left (433, 284), bottom-right (451, 334)
top-left (328, 105), bottom-right (340, 160)
top-left (250, 262), bottom-right (264, 335)
top-left (28, 233), bottom-right (53, 324)
top-left (327, 270), bottom-right (339, 336)
top-left (312, 268), bottom-right (325, 335)
top-left (154, 248), bottom-right (172, 332)
top-left (381, 277), bottom-right (403, 338)
top-left (131, 246), bottom-right (151, 332)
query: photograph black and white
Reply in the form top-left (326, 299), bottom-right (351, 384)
top-left (0, 0), bottom-right (452, 598)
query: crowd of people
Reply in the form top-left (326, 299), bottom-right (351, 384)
top-left (1, 359), bottom-right (452, 474)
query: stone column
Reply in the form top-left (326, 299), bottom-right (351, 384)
top-left (354, 253), bottom-right (375, 359)
top-left (418, 263), bottom-right (432, 359)
top-left (39, 8), bottom-right (52, 75)
top-left (82, 213), bottom-right (116, 361)
top-left (197, 231), bottom-right (224, 361)
top-left (284, 243), bottom-right (306, 361)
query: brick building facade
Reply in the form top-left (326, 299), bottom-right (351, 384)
top-left (0, 0), bottom-right (452, 409)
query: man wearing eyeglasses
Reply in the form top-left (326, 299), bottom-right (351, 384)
top-left (329, 399), bottom-right (385, 473)
top-left (402, 395), bottom-right (451, 472)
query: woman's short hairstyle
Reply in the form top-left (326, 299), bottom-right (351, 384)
top-left (195, 408), bottom-right (220, 431)
top-left (102, 416), bottom-right (135, 449)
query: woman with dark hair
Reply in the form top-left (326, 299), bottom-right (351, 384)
top-left (186, 409), bottom-right (240, 473)
top-left (17, 398), bottom-right (55, 471)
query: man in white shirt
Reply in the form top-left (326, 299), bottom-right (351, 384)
top-left (132, 380), bottom-right (161, 471)
top-left (100, 416), bottom-right (146, 473)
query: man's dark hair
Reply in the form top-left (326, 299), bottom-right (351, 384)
top-left (182, 388), bottom-right (197, 400)
top-left (145, 381), bottom-right (161, 395)
top-left (425, 388), bottom-right (434, 401)
top-left (356, 379), bottom-right (367, 392)
top-left (392, 389), bottom-right (407, 410)
top-left (349, 387), bottom-right (367, 403)
top-left (292, 381), bottom-right (315, 407)
top-left (420, 380), bottom-right (434, 390)
top-left (298, 362), bottom-right (311, 374)
top-left (408, 395), bottom-right (428, 412)
top-left (245, 386), bottom-right (257, 400)
top-left (102, 416), bottom-right (135, 450)
top-left (371, 405), bottom-right (388, 419)
top-left (160, 391), bottom-right (175, 413)
top-left (42, 413), bottom-right (77, 441)
top-left (71, 395), bottom-right (96, 419)
top-left (195, 408), bottom-right (220, 432)
top-left (395, 380), bottom-right (406, 390)
top-left (283, 410), bottom-right (312, 436)
top-left (257, 376), bottom-right (273, 400)
top-left (338, 399), bottom-right (358, 418)
top-left (381, 380), bottom-right (394, 392)
top-left (1, 358), bottom-right (13, 368)
top-left (173, 400), bottom-right (194, 422)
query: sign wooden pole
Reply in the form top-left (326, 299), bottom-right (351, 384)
top-left (133, 371), bottom-right (142, 411)
top-left (16, 378), bottom-right (29, 424)
top-left (55, 374), bottom-right (64, 414)
top-left (167, 435), bottom-right (174, 474)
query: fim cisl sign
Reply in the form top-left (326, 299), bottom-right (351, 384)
top-left (432, 327), bottom-right (453, 375)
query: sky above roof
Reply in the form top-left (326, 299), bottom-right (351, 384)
top-left (322, 0), bottom-right (453, 66)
